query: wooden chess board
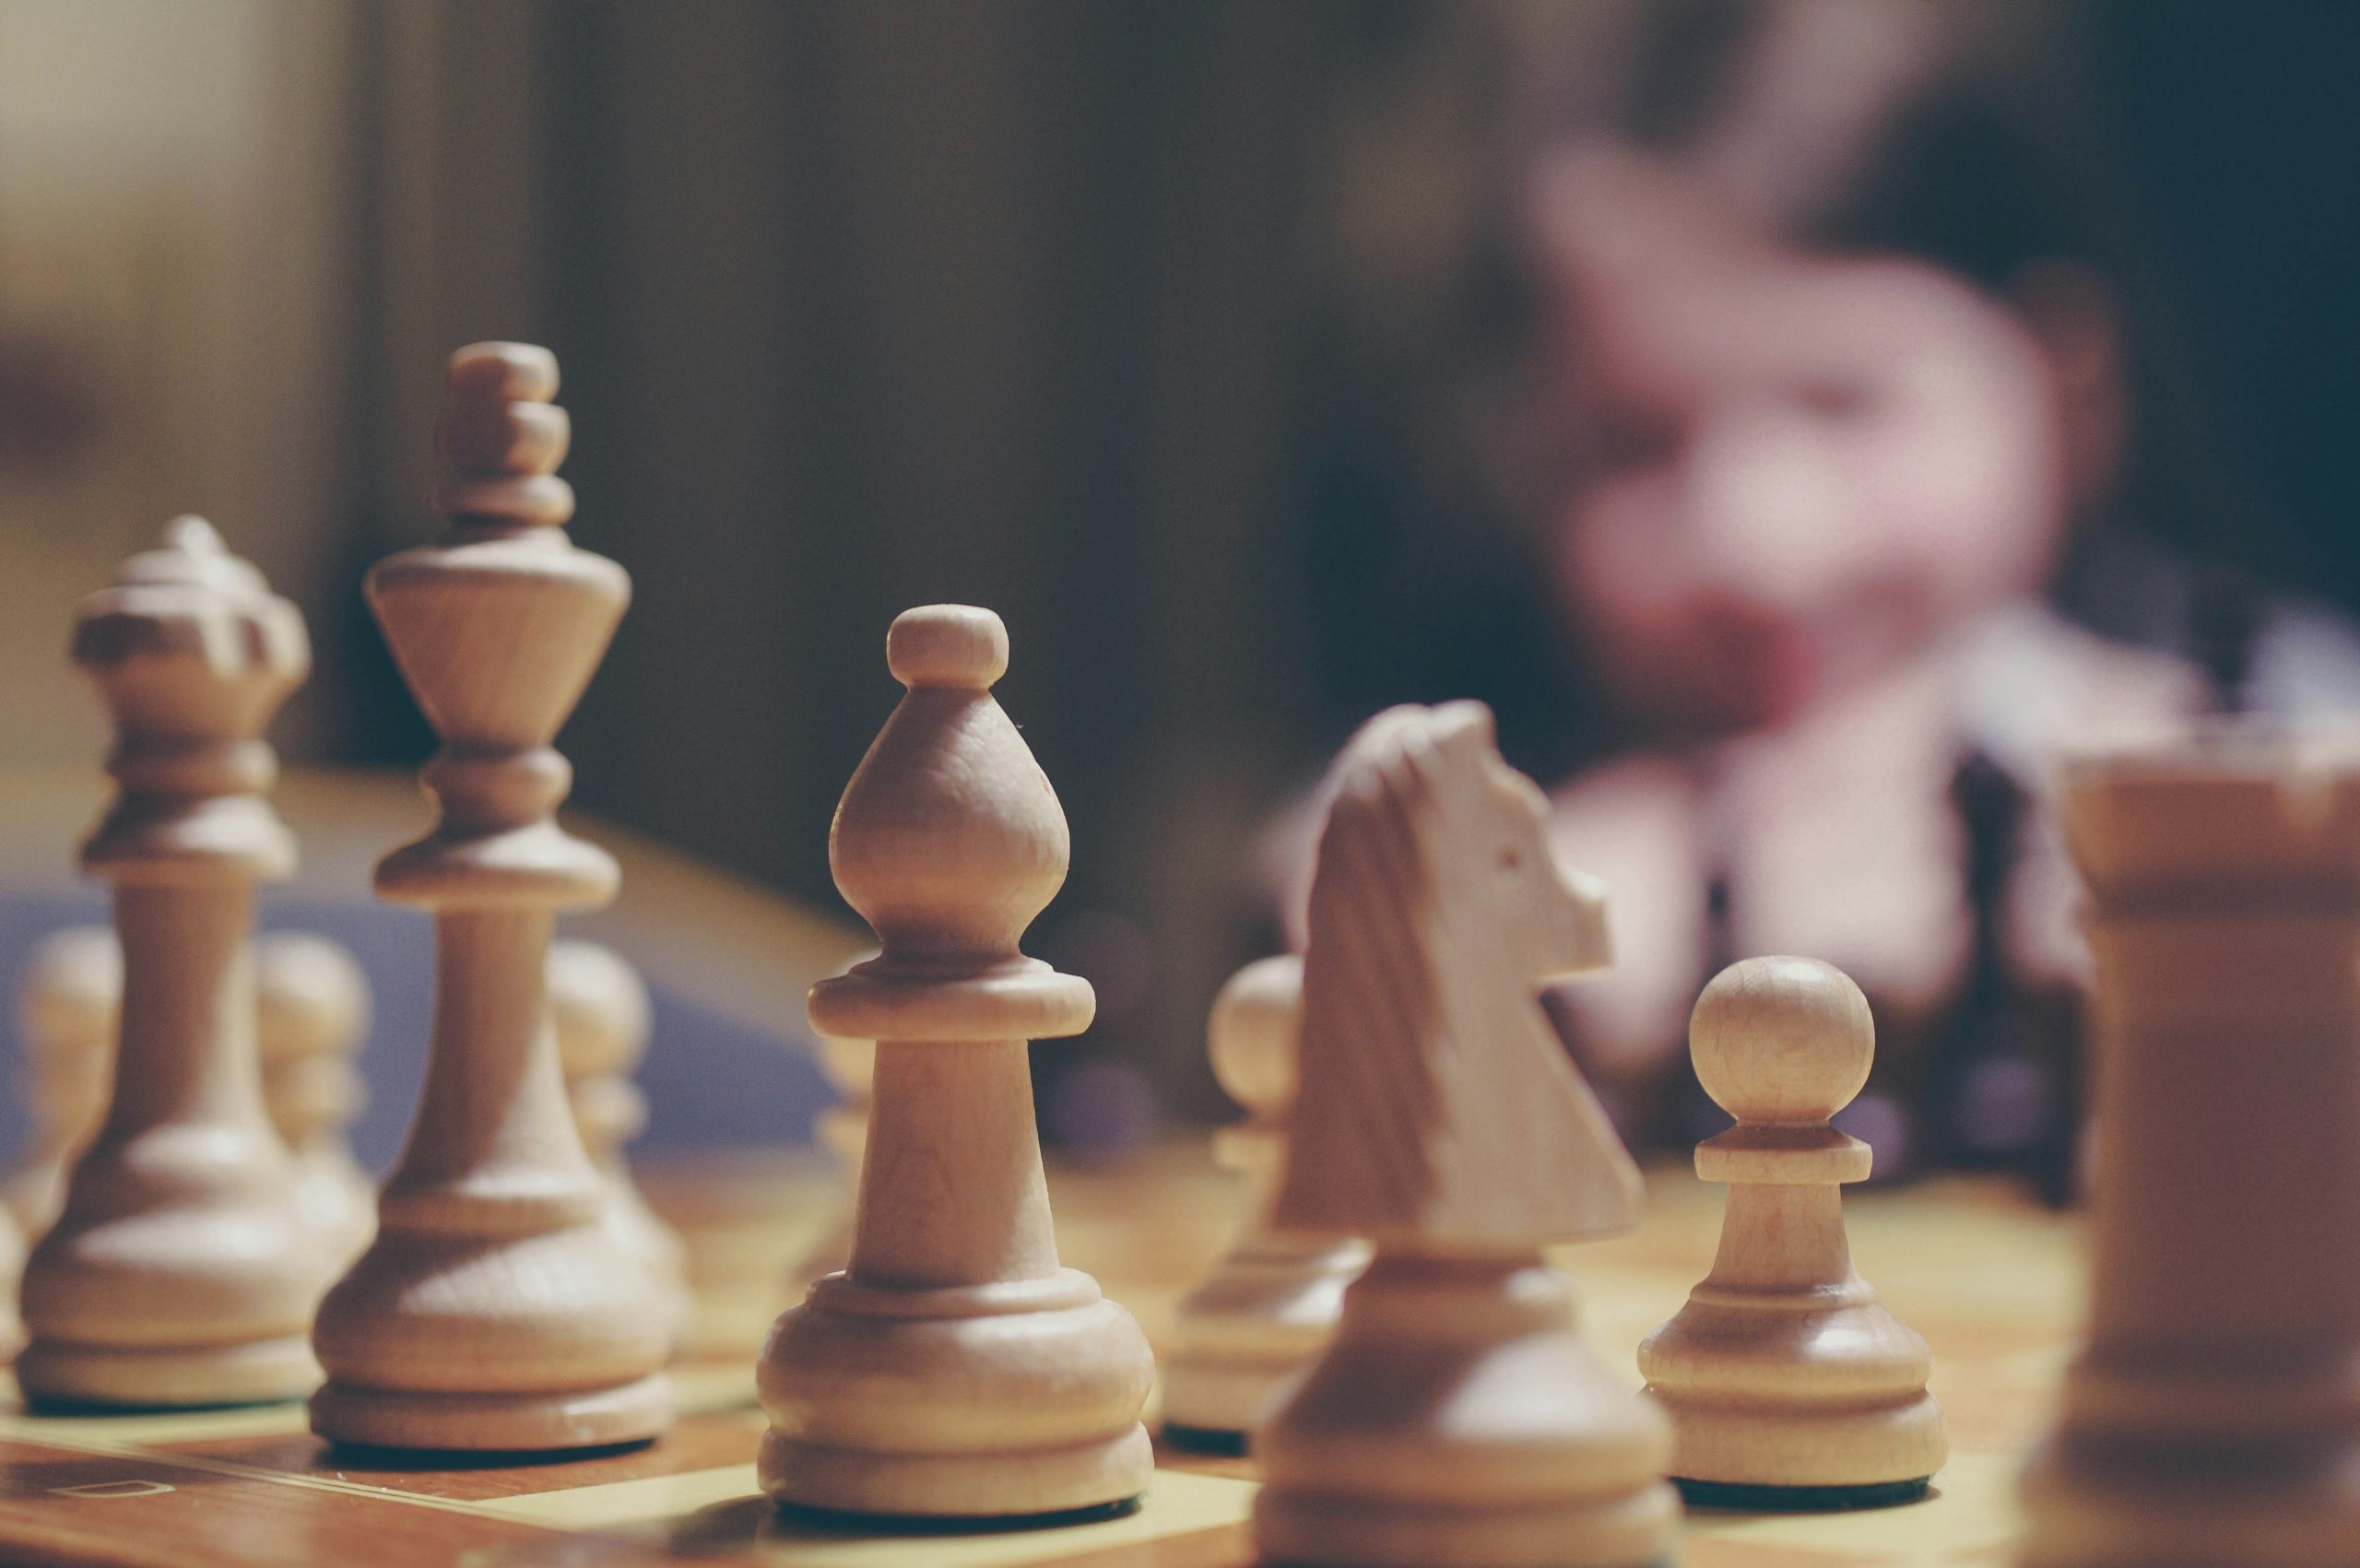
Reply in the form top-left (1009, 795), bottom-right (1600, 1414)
top-left (0, 1152), bottom-right (2082, 1568)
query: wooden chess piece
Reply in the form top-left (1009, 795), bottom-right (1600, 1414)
top-left (786, 958), bottom-right (875, 1294)
top-left (549, 938), bottom-right (694, 1353)
top-left (1637, 955), bottom-right (1945, 1507)
top-left (256, 931), bottom-right (377, 1272)
top-left (759, 605), bottom-right (1156, 1521)
top-left (2018, 730), bottom-right (2360, 1566)
top-left (0, 1205), bottom-right (21, 1363)
top-left (18, 516), bottom-right (322, 1409)
top-left (1162, 954), bottom-right (1369, 1450)
top-left (1255, 702), bottom-right (1678, 1568)
top-left (310, 343), bottom-right (673, 1452)
top-left (2, 926), bottom-right (120, 1240)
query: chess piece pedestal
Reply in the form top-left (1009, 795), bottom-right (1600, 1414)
top-left (759, 606), bottom-right (1154, 1521)
top-left (2018, 736), bottom-right (2360, 1566)
top-left (1639, 957), bottom-right (1943, 1504)
top-left (1165, 955), bottom-right (1367, 1445)
top-left (19, 518), bottom-right (320, 1409)
top-left (310, 344), bottom-right (671, 1453)
top-left (1257, 1248), bottom-right (1678, 1568)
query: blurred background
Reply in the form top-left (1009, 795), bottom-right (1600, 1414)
top-left (0, 0), bottom-right (2354, 1175)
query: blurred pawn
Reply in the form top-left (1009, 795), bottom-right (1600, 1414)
top-left (255, 932), bottom-right (377, 1272)
top-left (2, 927), bottom-right (120, 1240)
top-left (549, 939), bottom-right (693, 1353)
top-left (1163, 955), bottom-right (1370, 1450)
top-left (0, 1205), bottom-right (21, 1362)
top-left (785, 952), bottom-right (876, 1295)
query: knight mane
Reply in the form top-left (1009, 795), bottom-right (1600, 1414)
top-left (1278, 703), bottom-right (1493, 1233)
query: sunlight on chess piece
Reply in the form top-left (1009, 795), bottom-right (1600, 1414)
top-left (18, 517), bottom-right (323, 1409)
top-left (1638, 956), bottom-right (1945, 1507)
top-left (1254, 703), bottom-right (1677, 1568)
top-left (760, 605), bottom-right (1155, 1521)
top-left (2018, 733), bottom-right (2360, 1567)
top-left (256, 933), bottom-right (377, 1275)
top-left (310, 344), bottom-right (671, 1452)
top-left (549, 938), bottom-right (694, 1356)
top-left (2, 926), bottom-right (119, 1242)
top-left (1162, 953), bottom-right (1368, 1449)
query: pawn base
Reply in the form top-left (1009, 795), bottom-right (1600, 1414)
top-left (18, 1334), bottom-right (320, 1410)
top-left (1675, 1475), bottom-right (1932, 1512)
top-left (309, 1372), bottom-right (674, 1453)
top-left (1161, 1421), bottom-right (1251, 1456)
top-left (759, 1424), bottom-right (1153, 1521)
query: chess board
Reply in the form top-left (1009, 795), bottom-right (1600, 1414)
top-left (0, 1152), bottom-right (2083, 1568)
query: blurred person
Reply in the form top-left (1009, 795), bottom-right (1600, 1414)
top-left (1272, 0), bottom-right (2356, 1196)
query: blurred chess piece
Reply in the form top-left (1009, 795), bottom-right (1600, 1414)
top-left (0, 1206), bottom-right (20, 1362)
top-left (2, 926), bottom-right (120, 1240)
top-left (19, 516), bottom-right (321, 1409)
top-left (310, 343), bottom-right (671, 1452)
top-left (256, 932), bottom-right (377, 1273)
top-left (2018, 732), bottom-right (2360, 1566)
top-left (549, 938), bottom-right (693, 1354)
top-left (1162, 954), bottom-right (1368, 1448)
top-left (1255, 703), bottom-right (1677, 1568)
top-left (761, 606), bottom-right (1155, 1520)
top-left (785, 951), bottom-right (876, 1295)
top-left (1639, 956), bottom-right (1944, 1506)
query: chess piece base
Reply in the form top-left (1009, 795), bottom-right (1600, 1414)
top-left (309, 1372), bottom-right (674, 1452)
top-left (1162, 1236), bottom-right (1369, 1440)
top-left (18, 1334), bottom-right (319, 1410)
top-left (1256, 1249), bottom-right (1678, 1568)
top-left (1675, 1476), bottom-right (1930, 1512)
top-left (757, 1267), bottom-right (1156, 1518)
top-left (1647, 1385), bottom-right (1947, 1492)
top-left (759, 1426), bottom-right (1153, 1521)
top-left (2017, 1432), bottom-right (2360, 1568)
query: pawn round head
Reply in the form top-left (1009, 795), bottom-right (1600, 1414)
top-left (887, 605), bottom-right (1009, 690)
top-left (256, 933), bottom-right (371, 1064)
top-left (1208, 953), bottom-right (1304, 1117)
top-left (18, 926), bottom-right (120, 1058)
top-left (549, 939), bottom-right (654, 1079)
top-left (1689, 955), bottom-right (1872, 1126)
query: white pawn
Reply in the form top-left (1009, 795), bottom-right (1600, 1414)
top-left (1163, 954), bottom-right (1367, 1448)
top-left (2, 927), bottom-right (120, 1240)
top-left (1638, 956), bottom-right (1945, 1506)
top-left (786, 970), bottom-right (874, 1295)
top-left (549, 939), bottom-right (693, 1353)
top-left (256, 933), bottom-right (377, 1272)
